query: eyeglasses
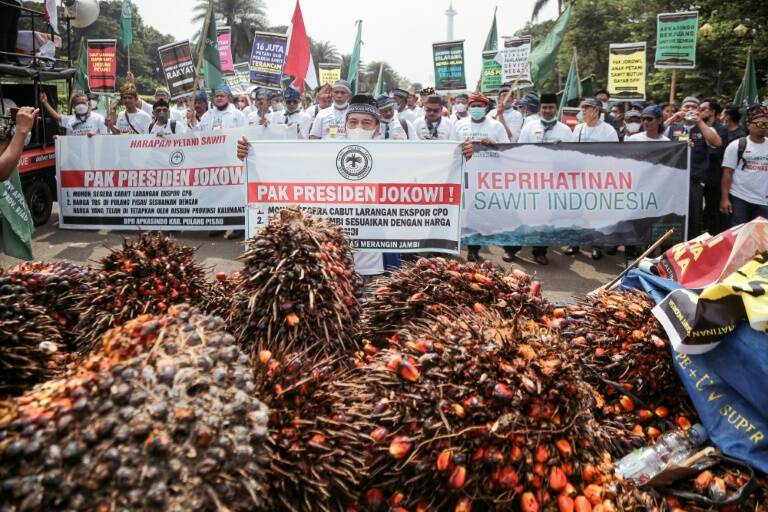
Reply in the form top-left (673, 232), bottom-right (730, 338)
top-left (751, 121), bottom-right (768, 128)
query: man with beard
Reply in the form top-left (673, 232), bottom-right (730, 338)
top-left (40, 91), bottom-right (107, 136)
top-left (189, 83), bottom-right (246, 131)
top-left (310, 80), bottom-right (351, 139)
top-left (376, 95), bottom-right (414, 140)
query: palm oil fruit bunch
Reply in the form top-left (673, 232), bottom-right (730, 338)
top-left (254, 350), bottom-right (370, 511)
top-left (229, 207), bottom-right (363, 361)
top-left (347, 308), bottom-right (616, 512)
top-left (0, 277), bottom-right (66, 398)
top-left (0, 306), bottom-right (271, 512)
top-left (70, 232), bottom-right (208, 354)
top-left (205, 270), bottom-right (242, 320)
top-left (562, 290), bottom-right (696, 453)
top-left (360, 257), bottom-right (545, 348)
top-left (4, 260), bottom-right (94, 345)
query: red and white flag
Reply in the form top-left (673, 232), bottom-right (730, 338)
top-left (44, 0), bottom-right (59, 34)
top-left (283, 0), bottom-right (318, 93)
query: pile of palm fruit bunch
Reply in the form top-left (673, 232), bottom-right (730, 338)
top-left (253, 350), bottom-right (371, 511)
top-left (360, 257), bottom-right (548, 349)
top-left (227, 206), bottom-right (364, 361)
top-left (67, 232), bottom-right (209, 354)
top-left (343, 306), bottom-right (620, 512)
top-left (560, 289), bottom-right (698, 456)
top-left (0, 305), bottom-right (271, 511)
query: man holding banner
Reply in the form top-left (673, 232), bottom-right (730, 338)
top-left (269, 86), bottom-right (312, 138)
top-left (40, 92), bottom-right (107, 137)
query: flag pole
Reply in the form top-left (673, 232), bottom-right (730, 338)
top-left (127, 45), bottom-right (131, 74)
top-left (668, 69), bottom-right (676, 105)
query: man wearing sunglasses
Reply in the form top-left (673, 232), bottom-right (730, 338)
top-left (626, 105), bottom-right (669, 141)
top-left (269, 86), bottom-right (312, 139)
top-left (720, 105), bottom-right (768, 226)
top-left (413, 95), bottom-right (455, 140)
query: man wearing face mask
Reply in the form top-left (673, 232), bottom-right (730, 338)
top-left (414, 95), bottom-right (456, 140)
top-left (310, 80), bottom-right (351, 139)
top-left (452, 93), bottom-right (469, 122)
top-left (149, 99), bottom-right (186, 136)
top-left (623, 109), bottom-right (643, 138)
top-left (236, 94), bottom-right (475, 277)
top-left (391, 88), bottom-right (417, 125)
top-left (109, 83), bottom-right (153, 135)
top-left (40, 91), bottom-right (107, 137)
top-left (376, 95), bottom-right (413, 140)
top-left (269, 90), bottom-right (285, 114)
top-left (189, 83), bottom-right (246, 132)
top-left (664, 96), bottom-right (722, 237)
top-left (269, 86), bottom-right (312, 139)
top-left (491, 83), bottom-right (524, 142)
top-left (247, 88), bottom-right (271, 126)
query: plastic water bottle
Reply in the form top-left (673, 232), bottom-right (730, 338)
top-left (616, 423), bottom-right (708, 485)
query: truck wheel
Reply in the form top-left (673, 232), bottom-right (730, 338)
top-left (24, 179), bottom-right (53, 227)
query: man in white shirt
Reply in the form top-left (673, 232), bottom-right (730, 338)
top-left (190, 83), bottom-right (246, 132)
top-left (376, 95), bottom-right (414, 140)
top-left (307, 84), bottom-right (332, 120)
top-left (453, 93), bottom-right (509, 144)
top-left (170, 96), bottom-right (188, 123)
top-left (109, 83), bottom-right (153, 135)
top-left (309, 79), bottom-right (351, 139)
top-left (269, 90), bottom-right (285, 114)
top-left (720, 105), bottom-right (768, 226)
top-left (565, 97), bottom-right (619, 260)
top-left (40, 91), bottom-right (107, 137)
top-left (392, 88), bottom-right (417, 125)
top-left (269, 85), bottom-right (312, 138)
top-left (627, 105), bottom-right (670, 142)
top-left (517, 91), bottom-right (541, 129)
top-left (149, 99), bottom-right (186, 136)
top-left (247, 88), bottom-right (271, 126)
top-left (407, 89), bottom-right (422, 119)
top-left (413, 95), bottom-right (455, 140)
top-left (452, 93), bottom-right (469, 123)
top-left (491, 83), bottom-right (525, 142)
top-left (457, 93), bottom-right (510, 262)
top-left (506, 93), bottom-right (573, 265)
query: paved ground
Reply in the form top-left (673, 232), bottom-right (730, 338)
top-left (0, 205), bottom-right (631, 304)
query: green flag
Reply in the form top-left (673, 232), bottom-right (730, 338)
top-left (121, 0), bottom-right (132, 50)
top-left (0, 168), bottom-right (34, 260)
top-left (195, 2), bottom-right (223, 90)
top-left (529, 2), bottom-right (572, 91)
top-left (373, 63), bottom-right (385, 96)
top-left (347, 20), bottom-right (362, 94)
top-left (483, 7), bottom-right (498, 52)
top-left (559, 48), bottom-right (581, 115)
top-left (734, 48), bottom-right (759, 109)
top-left (75, 38), bottom-right (88, 93)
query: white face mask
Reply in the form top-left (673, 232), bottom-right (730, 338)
top-left (347, 127), bottom-right (375, 140)
top-left (74, 104), bottom-right (89, 115)
top-left (627, 122), bottom-right (641, 133)
top-left (335, 102), bottom-right (349, 110)
top-left (454, 103), bottom-right (467, 113)
top-left (272, 102), bottom-right (284, 112)
top-left (88, 100), bottom-right (98, 110)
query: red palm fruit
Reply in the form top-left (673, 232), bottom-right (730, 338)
top-left (520, 492), bottom-right (540, 512)
top-left (215, 271), bottom-right (227, 282)
top-left (510, 445), bottom-right (523, 461)
top-left (365, 488), bottom-right (383, 508)
top-left (631, 424), bottom-right (644, 437)
top-left (581, 464), bottom-right (598, 483)
top-left (619, 396), bottom-right (635, 412)
top-left (285, 312), bottom-right (300, 326)
top-left (485, 448), bottom-right (504, 466)
top-left (574, 496), bottom-right (592, 512)
top-left (455, 496), bottom-right (472, 512)
top-left (386, 354), bottom-right (401, 371)
top-left (498, 466), bottom-right (519, 488)
top-left (584, 485), bottom-right (603, 506)
top-left (398, 357), bottom-right (420, 382)
top-left (552, 307), bottom-right (566, 318)
top-left (562, 482), bottom-right (577, 497)
top-left (549, 466), bottom-right (568, 492)
top-left (676, 416), bottom-right (692, 429)
top-left (493, 383), bottom-right (514, 401)
top-left (473, 302), bottom-right (487, 314)
top-left (448, 465), bottom-right (467, 489)
top-left (595, 347), bottom-right (607, 357)
top-left (557, 495), bottom-right (575, 512)
top-left (637, 409), bottom-right (653, 422)
top-left (415, 501), bottom-right (428, 512)
top-left (388, 436), bottom-right (412, 459)
top-left (530, 281), bottom-right (541, 296)
top-left (555, 439), bottom-right (572, 458)
top-left (654, 405), bottom-right (670, 418)
top-left (370, 426), bottom-right (389, 443)
top-left (388, 491), bottom-right (405, 507)
top-left (533, 463), bottom-right (546, 476)
top-left (437, 449), bottom-right (452, 472)
top-left (309, 433), bottom-right (326, 445)
top-left (647, 426), bottom-right (662, 440)
top-left (258, 350), bottom-right (272, 363)
top-left (535, 445), bottom-right (549, 463)
top-left (471, 447), bottom-right (485, 463)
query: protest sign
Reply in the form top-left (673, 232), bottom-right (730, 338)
top-left (249, 31), bottom-right (287, 89)
top-left (223, 62), bottom-right (251, 95)
top-left (158, 40), bottom-right (196, 99)
top-left (246, 141), bottom-right (463, 253)
top-left (319, 63), bottom-right (341, 86)
top-left (481, 50), bottom-right (502, 94)
top-left (56, 128), bottom-right (295, 231)
top-left (216, 26), bottom-right (234, 73)
top-left (432, 41), bottom-right (466, 91)
top-left (86, 39), bottom-right (117, 94)
top-left (462, 142), bottom-right (689, 246)
top-left (655, 11), bottom-right (699, 69)
top-left (608, 42), bottom-right (646, 100)
top-left (495, 36), bottom-right (533, 88)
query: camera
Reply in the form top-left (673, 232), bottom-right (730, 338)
top-left (684, 112), bottom-right (698, 122)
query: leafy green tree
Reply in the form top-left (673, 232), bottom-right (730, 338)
top-left (358, 61), bottom-right (400, 94)
top-left (192, 0), bottom-right (267, 63)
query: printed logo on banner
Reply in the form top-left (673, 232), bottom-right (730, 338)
top-left (169, 150), bottom-right (185, 167)
top-left (336, 145), bottom-right (372, 181)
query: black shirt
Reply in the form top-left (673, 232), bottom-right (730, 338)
top-left (665, 123), bottom-right (709, 182)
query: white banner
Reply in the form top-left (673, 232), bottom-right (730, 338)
top-left (57, 127), bottom-right (296, 231)
top-left (495, 36), bottom-right (533, 88)
top-left (462, 142), bottom-right (690, 246)
top-left (246, 140), bottom-right (463, 253)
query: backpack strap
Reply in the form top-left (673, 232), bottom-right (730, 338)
top-left (148, 120), bottom-right (156, 132)
top-left (400, 119), bottom-right (409, 138)
top-left (737, 136), bottom-right (748, 168)
top-left (170, 120), bottom-right (176, 134)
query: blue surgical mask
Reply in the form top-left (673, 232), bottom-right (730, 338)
top-left (469, 107), bottom-right (486, 121)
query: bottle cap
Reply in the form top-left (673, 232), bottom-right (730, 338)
top-left (689, 423), bottom-right (708, 444)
